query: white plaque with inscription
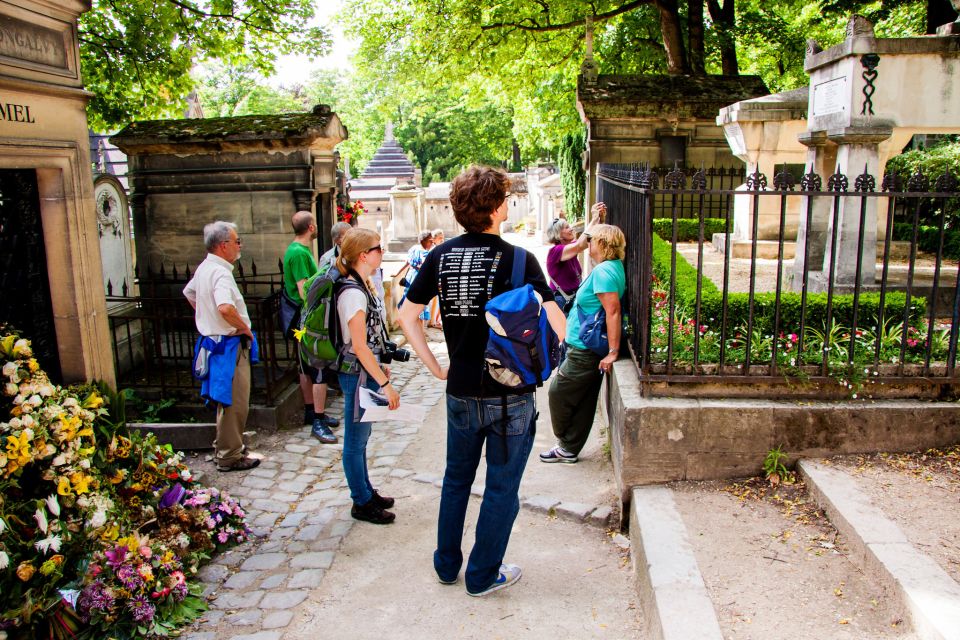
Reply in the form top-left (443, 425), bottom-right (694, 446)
top-left (812, 77), bottom-right (848, 117)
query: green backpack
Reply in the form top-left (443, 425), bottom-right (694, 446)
top-left (297, 264), bottom-right (344, 368)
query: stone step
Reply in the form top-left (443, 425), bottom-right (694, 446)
top-left (799, 459), bottom-right (960, 640)
top-left (630, 486), bottom-right (724, 640)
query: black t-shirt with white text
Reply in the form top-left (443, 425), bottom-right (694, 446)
top-left (406, 233), bottom-right (553, 397)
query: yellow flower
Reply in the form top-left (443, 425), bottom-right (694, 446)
top-left (5, 432), bottom-right (32, 468)
top-left (161, 550), bottom-right (175, 564)
top-left (108, 469), bottom-right (126, 484)
top-left (57, 477), bottom-right (73, 496)
top-left (0, 335), bottom-right (15, 357)
top-left (293, 327), bottom-right (306, 341)
top-left (27, 359), bottom-right (39, 373)
top-left (101, 522), bottom-right (120, 541)
top-left (69, 471), bottom-right (92, 495)
top-left (82, 392), bottom-right (103, 409)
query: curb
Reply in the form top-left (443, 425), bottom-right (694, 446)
top-left (406, 470), bottom-right (617, 528)
top-left (799, 459), bottom-right (960, 640)
top-left (630, 486), bottom-right (723, 640)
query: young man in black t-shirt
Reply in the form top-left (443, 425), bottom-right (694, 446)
top-left (399, 166), bottom-right (566, 597)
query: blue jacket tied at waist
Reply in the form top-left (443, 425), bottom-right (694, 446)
top-left (192, 334), bottom-right (259, 407)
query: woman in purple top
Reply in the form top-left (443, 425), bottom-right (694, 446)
top-left (545, 202), bottom-right (604, 314)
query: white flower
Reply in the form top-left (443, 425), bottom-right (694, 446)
top-left (27, 394), bottom-right (42, 407)
top-left (51, 453), bottom-right (67, 467)
top-left (21, 415), bottom-right (35, 429)
top-left (4, 383), bottom-right (17, 396)
top-left (79, 459), bottom-right (90, 469)
top-left (62, 398), bottom-right (78, 409)
top-left (180, 469), bottom-right (193, 481)
top-left (89, 509), bottom-right (107, 529)
top-left (34, 534), bottom-right (62, 554)
top-left (7, 417), bottom-right (20, 429)
top-left (38, 384), bottom-right (54, 397)
top-left (2, 362), bottom-right (17, 378)
top-left (45, 494), bottom-right (60, 517)
top-left (0, 516), bottom-right (6, 534)
top-left (34, 508), bottom-right (48, 534)
top-left (0, 550), bottom-right (8, 570)
top-left (13, 339), bottom-right (32, 357)
top-left (12, 394), bottom-right (23, 405)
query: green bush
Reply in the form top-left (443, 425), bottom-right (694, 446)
top-left (892, 222), bottom-right (960, 260)
top-left (652, 218), bottom-right (728, 242)
top-left (885, 139), bottom-right (960, 181)
top-left (650, 234), bottom-right (926, 333)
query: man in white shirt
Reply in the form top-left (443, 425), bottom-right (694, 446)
top-left (183, 221), bottom-right (260, 472)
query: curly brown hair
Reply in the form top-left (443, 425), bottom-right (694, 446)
top-left (449, 165), bottom-right (511, 233)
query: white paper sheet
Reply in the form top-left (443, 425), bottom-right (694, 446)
top-left (358, 386), bottom-right (427, 423)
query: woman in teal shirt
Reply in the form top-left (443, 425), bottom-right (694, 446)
top-left (541, 224), bottom-right (626, 464)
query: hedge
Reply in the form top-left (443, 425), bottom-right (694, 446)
top-left (652, 218), bottom-right (727, 242)
top-left (650, 234), bottom-right (925, 333)
top-left (892, 222), bottom-right (960, 260)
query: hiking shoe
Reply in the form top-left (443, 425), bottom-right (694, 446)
top-left (370, 489), bottom-right (395, 509)
top-left (217, 455), bottom-right (261, 472)
top-left (351, 500), bottom-right (395, 525)
top-left (539, 446), bottom-right (578, 464)
top-left (311, 420), bottom-right (338, 444)
top-left (317, 413), bottom-right (340, 428)
top-left (467, 564), bottom-right (522, 597)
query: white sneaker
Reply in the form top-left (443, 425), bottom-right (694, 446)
top-left (467, 564), bottom-right (522, 597)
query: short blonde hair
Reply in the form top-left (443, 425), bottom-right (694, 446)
top-left (589, 224), bottom-right (626, 261)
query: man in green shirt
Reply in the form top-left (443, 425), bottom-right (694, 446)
top-left (283, 211), bottom-right (338, 441)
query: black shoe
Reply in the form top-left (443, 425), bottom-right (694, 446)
top-left (370, 490), bottom-right (395, 509)
top-left (351, 500), bottom-right (395, 525)
top-left (317, 413), bottom-right (340, 428)
top-left (217, 455), bottom-right (261, 472)
top-left (311, 419), bottom-right (338, 444)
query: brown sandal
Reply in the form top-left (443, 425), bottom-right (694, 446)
top-left (217, 455), bottom-right (261, 472)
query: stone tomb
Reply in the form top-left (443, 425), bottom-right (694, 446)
top-left (111, 107), bottom-right (346, 269)
top-left (793, 17), bottom-right (960, 290)
top-left (576, 74), bottom-right (769, 215)
top-left (0, 0), bottom-right (114, 386)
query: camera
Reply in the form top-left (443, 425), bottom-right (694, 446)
top-left (381, 340), bottom-right (411, 364)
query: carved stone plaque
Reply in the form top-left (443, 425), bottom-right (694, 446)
top-left (812, 76), bottom-right (848, 117)
top-left (0, 14), bottom-right (68, 70)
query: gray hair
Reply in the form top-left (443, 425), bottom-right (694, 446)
top-left (545, 218), bottom-right (569, 245)
top-left (417, 230), bottom-right (433, 245)
top-left (432, 228), bottom-right (444, 237)
top-left (203, 221), bottom-right (238, 250)
top-left (331, 222), bottom-right (352, 245)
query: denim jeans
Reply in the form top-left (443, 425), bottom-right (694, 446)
top-left (434, 392), bottom-right (536, 593)
top-left (339, 372), bottom-right (378, 506)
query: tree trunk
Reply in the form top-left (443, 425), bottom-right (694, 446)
top-left (707, 0), bottom-right (739, 75)
top-left (688, 0), bottom-right (705, 75)
top-left (658, 0), bottom-right (690, 74)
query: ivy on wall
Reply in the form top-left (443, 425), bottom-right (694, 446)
top-left (558, 130), bottom-right (586, 220)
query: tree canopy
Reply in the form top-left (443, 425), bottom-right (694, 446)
top-left (80, 0), bottom-right (329, 131)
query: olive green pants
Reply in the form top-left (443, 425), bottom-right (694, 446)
top-left (214, 344), bottom-right (250, 465)
top-left (548, 345), bottom-right (603, 456)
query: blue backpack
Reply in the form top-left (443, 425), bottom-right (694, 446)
top-left (484, 247), bottom-right (561, 388)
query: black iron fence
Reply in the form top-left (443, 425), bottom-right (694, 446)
top-left (601, 165), bottom-right (746, 221)
top-left (106, 259), bottom-right (298, 405)
top-left (599, 162), bottom-right (960, 396)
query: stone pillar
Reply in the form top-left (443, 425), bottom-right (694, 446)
top-left (388, 185), bottom-right (424, 252)
top-left (791, 132), bottom-right (837, 289)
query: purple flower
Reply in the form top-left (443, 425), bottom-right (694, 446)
top-left (128, 594), bottom-right (155, 622)
top-left (77, 580), bottom-right (115, 620)
top-left (104, 545), bottom-right (127, 568)
top-left (217, 530), bottom-right (229, 544)
top-left (116, 565), bottom-right (142, 590)
top-left (172, 581), bottom-right (188, 602)
top-left (159, 483), bottom-right (186, 509)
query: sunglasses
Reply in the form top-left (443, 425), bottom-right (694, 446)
top-left (365, 245), bottom-right (383, 254)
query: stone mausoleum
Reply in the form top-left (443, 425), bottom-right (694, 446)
top-left (577, 74), bottom-right (770, 215)
top-left (0, 0), bottom-right (114, 386)
top-left (111, 107), bottom-right (347, 270)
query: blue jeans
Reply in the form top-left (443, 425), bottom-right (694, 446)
top-left (339, 372), bottom-right (378, 506)
top-left (434, 393), bottom-right (536, 593)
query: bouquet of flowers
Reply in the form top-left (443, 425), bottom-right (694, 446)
top-left (0, 331), bottom-right (249, 639)
top-left (336, 199), bottom-right (366, 225)
top-left (75, 536), bottom-right (206, 638)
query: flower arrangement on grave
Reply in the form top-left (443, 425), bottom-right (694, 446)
top-left (0, 330), bottom-right (250, 639)
top-left (336, 199), bottom-right (367, 225)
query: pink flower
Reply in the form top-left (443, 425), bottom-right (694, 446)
top-left (789, 333), bottom-right (798, 343)
top-left (139, 546), bottom-right (152, 559)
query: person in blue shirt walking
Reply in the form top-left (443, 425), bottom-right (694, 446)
top-left (541, 223), bottom-right (626, 464)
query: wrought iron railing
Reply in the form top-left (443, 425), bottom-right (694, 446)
top-left (599, 162), bottom-right (960, 397)
top-left (106, 259), bottom-right (298, 405)
top-left (598, 164), bottom-right (746, 221)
